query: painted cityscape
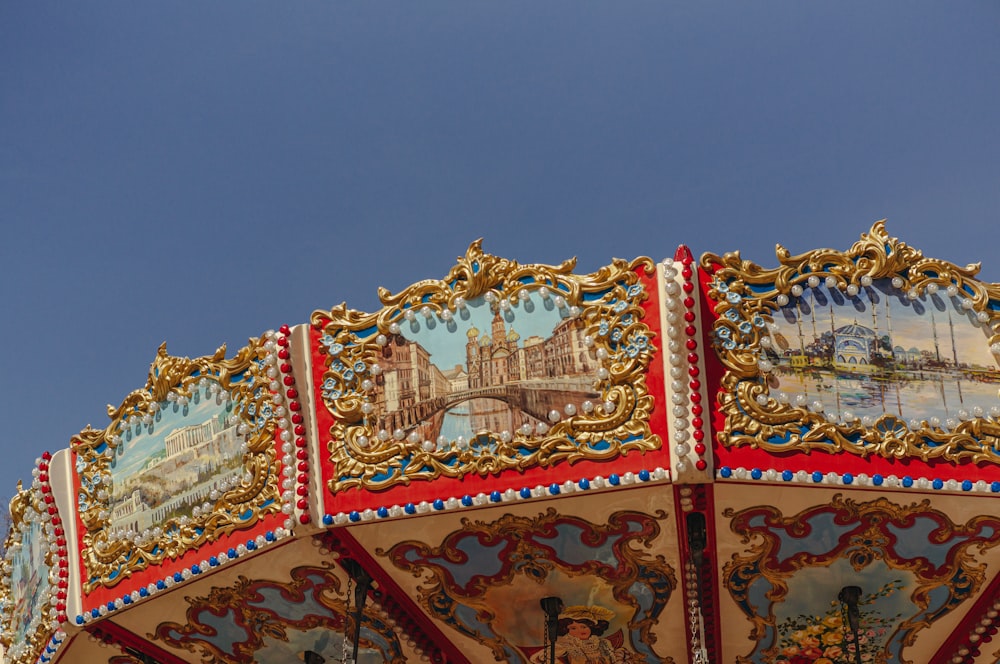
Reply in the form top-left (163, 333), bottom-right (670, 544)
top-left (107, 382), bottom-right (245, 535)
top-left (762, 280), bottom-right (1000, 427)
top-left (7, 520), bottom-right (48, 646)
top-left (371, 292), bottom-right (600, 448)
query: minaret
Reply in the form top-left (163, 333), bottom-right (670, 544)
top-left (931, 309), bottom-right (942, 363)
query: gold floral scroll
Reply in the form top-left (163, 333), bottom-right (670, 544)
top-left (311, 241), bottom-right (659, 492)
top-left (702, 220), bottom-right (1000, 463)
top-left (72, 340), bottom-right (283, 591)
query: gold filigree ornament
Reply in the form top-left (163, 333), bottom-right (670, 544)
top-left (702, 220), bottom-right (1000, 463)
top-left (311, 241), bottom-right (659, 492)
top-left (0, 482), bottom-right (62, 664)
top-left (72, 340), bottom-right (285, 591)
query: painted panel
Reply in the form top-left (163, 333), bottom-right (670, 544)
top-left (311, 241), bottom-right (661, 494)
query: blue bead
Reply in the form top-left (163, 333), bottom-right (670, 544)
top-left (321, 514), bottom-right (333, 525)
top-left (902, 476), bottom-right (913, 487)
top-left (139, 587), bottom-right (149, 596)
top-left (872, 474), bottom-right (883, 485)
top-left (174, 573), bottom-right (183, 582)
top-left (842, 473), bottom-right (853, 484)
top-left (76, 616), bottom-right (84, 624)
top-left (246, 540), bottom-right (256, 550)
top-left (433, 499), bottom-right (445, 510)
top-left (992, 481), bottom-right (1000, 493)
top-left (549, 484), bottom-right (560, 495)
top-left (107, 602), bottom-right (115, 611)
top-left (520, 487), bottom-right (532, 498)
top-left (608, 474), bottom-right (621, 485)
top-left (578, 478), bottom-right (591, 490)
top-left (638, 469), bottom-right (651, 482)
top-left (228, 548), bottom-right (237, 558)
top-left (192, 564), bottom-right (201, 574)
top-left (156, 580), bottom-right (166, 590)
top-left (266, 531), bottom-right (275, 541)
top-left (811, 471), bottom-right (823, 483)
top-left (91, 609), bottom-right (100, 618)
top-left (750, 468), bottom-right (762, 480)
top-left (404, 503), bottom-right (416, 514)
top-left (720, 467), bottom-right (732, 478)
top-left (962, 480), bottom-right (973, 491)
top-left (932, 478), bottom-right (943, 490)
top-left (461, 495), bottom-right (473, 506)
top-left (377, 506), bottom-right (389, 518)
top-left (349, 511), bottom-right (361, 522)
top-left (490, 491), bottom-right (502, 502)
top-left (123, 595), bottom-right (132, 604)
top-left (781, 470), bottom-right (793, 481)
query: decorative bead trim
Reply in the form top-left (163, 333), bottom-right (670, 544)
top-left (718, 466), bottom-right (1000, 493)
top-left (34, 629), bottom-right (66, 664)
top-left (268, 325), bottom-right (309, 529)
top-left (661, 250), bottom-right (710, 480)
top-left (948, 596), bottom-right (1000, 663)
top-left (73, 528), bottom-right (292, 626)
top-left (321, 468), bottom-right (669, 526)
top-left (1, 452), bottom-right (68, 662)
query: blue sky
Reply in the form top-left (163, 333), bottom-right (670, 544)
top-left (1, 2), bottom-right (998, 495)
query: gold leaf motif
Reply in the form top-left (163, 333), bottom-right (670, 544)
top-left (702, 221), bottom-right (1000, 462)
top-left (312, 242), bottom-right (659, 492)
top-left (71, 339), bottom-right (283, 591)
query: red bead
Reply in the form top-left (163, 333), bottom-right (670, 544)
top-left (52, 516), bottom-right (61, 525)
top-left (279, 325), bottom-right (291, 335)
top-left (59, 569), bottom-right (68, 578)
top-left (692, 417), bottom-right (703, 428)
top-left (684, 311), bottom-right (696, 322)
top-left (296, 485), bottom-right (308, 496)
top-left (44, 494), bottom-right (54, 504)
top-left (295, 437), bottom-right (307, 448)
top-left (693, 430), bottom-right (705, 441)
top-left (39, 462), bottom-right (49, 472)
top-left (296, 449), bottom-right (308, 460)
top-left (58, 580), bottom-right (68, 589)
top-left (39, 473), bottom-right (48, 483)
top-left (689, 379), bottom-right (701, 390)
top-left (685, 339), bottom-right (697, 350)
top-left (292, 414), bottom-right (304, 424)
top-left (694, 443), bottom-right (706, 455)
top-left (299, 513), bottom-right (311, 524)
top-left (687, 353), bottom-right (699, 363)
top-left (297, 461), bottom-right (309, 472)
top-left (278, 349), bottom-right (290, 359)
top-left (685, 325), bottom-right (696, 336)
top-left (289, 401), bottom-right (301, 411)
top-left (42, 451), bottom-right (52, 461)
top-left (683, 297), bottom-right (695, 308)
top-left (286, 388), bottom-right (298, 399)
top-left (277, 336), bottom-right (289, 347)
top-left (56, 602), bottom-right (65, 611)
top-left (691, 404), bottom-right (703, 416)
top-left (688, 366), bottom-right (700, 377)
top-left (297, 473), bottom-right (309, 483)
top-left (683, 282), bottom-right (694, 293)
top-left (690, 393), bottom-right (702, 404)
top-left (283, 375), bottom-right (295, 385)
top-left (294, 425), bottom-right (306, 435)
top-left (682, 267), bottom-right (693, 279)
top-left (695, 459), bottom-right (707, 470)
top-left (682, 256), bottom-right (693, 267)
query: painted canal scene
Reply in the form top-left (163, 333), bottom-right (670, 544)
top-left (761, 279), bottom-right (1000, 429)
top-left (370, 290), bottom-right (600, 449)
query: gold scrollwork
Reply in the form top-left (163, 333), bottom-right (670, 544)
top-left (701, 220), bottom-right (1000, 462)
top-left (311, 240), bottom-right (659, 492)
top-left (72, 341), bottom-right (282, 591)
top-left (0, 483), bottom-right (59, 664)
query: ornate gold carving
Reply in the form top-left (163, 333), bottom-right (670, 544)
top-left (0, 482), bottom-right (58, 663)
top-left (72, 340), bottom-right (283, 591)
top-left (312, 241), bottom-right (658, 492)
top-left (702, 221), bottom-right (1000, 462)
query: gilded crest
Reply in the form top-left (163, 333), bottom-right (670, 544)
top-left (702, 221), bottom-right (1000, 462)
top-left (311, 241), bottom-right (659, 492)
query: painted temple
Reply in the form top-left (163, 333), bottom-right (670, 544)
top-left (4, 222), bottom-right (1000, 664)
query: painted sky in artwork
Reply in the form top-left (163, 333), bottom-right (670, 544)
top-left (399, 292), bottom-right (569, 371)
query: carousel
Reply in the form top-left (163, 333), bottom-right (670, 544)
top-left (3, 221), bottom-right (1000, 664)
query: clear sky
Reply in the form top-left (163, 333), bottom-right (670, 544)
top-left (1, 2), bottom-right (998, 496)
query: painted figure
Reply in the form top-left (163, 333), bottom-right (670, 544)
top-left (530, 605), bottom-right (639, 664)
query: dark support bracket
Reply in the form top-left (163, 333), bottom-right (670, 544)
top-left (342, 558), bottom-right (374, 663)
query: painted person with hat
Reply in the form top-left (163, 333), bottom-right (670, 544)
top-left (530, 605), bottom-right (640, 664)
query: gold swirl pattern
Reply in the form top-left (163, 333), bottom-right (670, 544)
top-left (701, 221), bottom-right (1000, 462)
top-left (311, 241), bottom-right (659, 492)
top-left (71, 340), bottom-right (283, 591)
